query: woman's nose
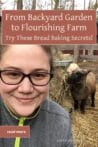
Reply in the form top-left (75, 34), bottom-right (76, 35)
top-left (18, 77), bottom-right (33, 93)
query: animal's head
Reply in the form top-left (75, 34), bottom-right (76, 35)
top-left (67, 63), bottom-right (80, 75)
top-left (67, 69), bottom-right (90, 86)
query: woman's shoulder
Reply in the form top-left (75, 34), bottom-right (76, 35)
top-left (40, 99), bottom-right (69, 119)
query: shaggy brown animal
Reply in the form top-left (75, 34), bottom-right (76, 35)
top-left (67, 70), bottom-right (96, 113)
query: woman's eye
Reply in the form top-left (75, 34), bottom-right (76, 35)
top-left (4, 71), bottom-right (21, 78)
top-left (32, 73), bottom-right (48, 78)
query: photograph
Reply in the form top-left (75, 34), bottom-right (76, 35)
top-left (0, 0), bottom-right (98, 147)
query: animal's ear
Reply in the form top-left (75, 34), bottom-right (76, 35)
top-left (80, 69), bottom-right (91, 76)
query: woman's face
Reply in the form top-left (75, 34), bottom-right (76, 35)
top-left (0, 45), bottom-right (50, 117)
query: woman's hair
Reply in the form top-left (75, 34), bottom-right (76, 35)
top-left (0, 45), bottom-right (9, 60)
top-left (0, 45), bottom-right (54, 73)
top-left (40, 45), bottom-right (54, 73)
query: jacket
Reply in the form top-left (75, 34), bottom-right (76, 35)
top-left (0, 98), bottom-right (74, 147)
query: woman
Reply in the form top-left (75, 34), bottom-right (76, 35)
top-left (0, 45), bottom-right (74, 147)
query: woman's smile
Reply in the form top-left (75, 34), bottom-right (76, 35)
top-left (15, 97), bottom-right (35, 104)
top-left (13, 94), bottom-right (41, 104)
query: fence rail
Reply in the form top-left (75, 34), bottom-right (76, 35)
top-left (80, 55), bottom-right (98, 60)
top-left (54, 60), bottom-right (73, 67)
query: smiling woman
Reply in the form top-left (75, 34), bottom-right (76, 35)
top-left (0, 45), bottom-right (74, 147)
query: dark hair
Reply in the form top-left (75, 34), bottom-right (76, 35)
top-left (0, 45), bottom-right (9, 60)
top-left (0, 45), bottom-right (54, 73)
top-left (40, 45), bottom-right (54, 73)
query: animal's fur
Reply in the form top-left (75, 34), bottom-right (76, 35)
top-left (67, 70), bottom-right (96, 113)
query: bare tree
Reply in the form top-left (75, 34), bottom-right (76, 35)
top-left (51, 0), bottom-right (54, 9)
top-left (88, 0), bottom-right (98, 10)
top-left (88, 0), bottom-right (91, 9)
top-left (17, 0), bottom-right (23, 9)
top-left (96, 0), bottom-right (98, 6)
top-left (0, 0), bottom-right (1, 15)
top-left (95, 0), bottom-right (98, 9)
top-left (36, 0), bottom-right (52, 10)
top-left (84, 0), bottom-right (85, 10)
top-left (72, 0), bottom-right (74, 10)
top-left (32, 0), bottom-right (36, 9)
top-left (54, 0), bottom-right (59, 9)
top-left (59, 0), bottom-right (68, 10)
top-left (63, 0), bottom-right (75, 10)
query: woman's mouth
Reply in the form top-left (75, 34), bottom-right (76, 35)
top-left (16, 98), bottom-right (34, 103)
top-left (14, 95), bottom-right (40, 104)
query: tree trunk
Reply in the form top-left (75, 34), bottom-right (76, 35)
top-left (84, 0), bottom-right (85, 10)
top-left (72, 0), bottom-right (74, 10)
top-left (54, 0), bottom-right (59, 9)
top-left (0, 0), bottom-right (1, 13)
top-left (17, 0), bottom-right (23, 9)
top-left (32, 0), bottom-right (36, 9)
